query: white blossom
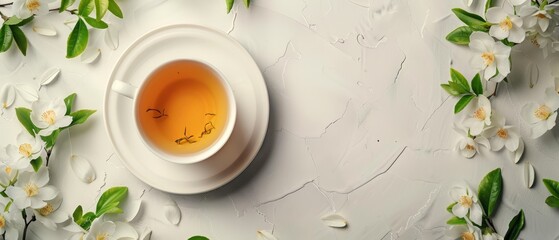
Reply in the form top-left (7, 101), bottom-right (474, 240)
top-left (5, 167), bottom-right (58, 209)
top-left (34, 195), bottom-right (68, 230)
top-left (484, 112), bottom-right (520, 152)
top-left (486, 7), bottom-right (525, 43)
top-left (469, 32), bottom-right (512, 82)
top-left (521, 88), bottom-right (559, 138)
top-left (30, 98), bottom-right (73, 136)
top-left (463, 95), bottom-right (492, 136)
top-left (449, 185), bottom-right (483, 225)
top-left (12, 0), bottom-right (55, 19)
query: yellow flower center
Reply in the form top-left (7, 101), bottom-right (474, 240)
top-left (497, 128), bottom-right (508, 139)
top-left (465, 144), bottom-right (475, 151)
top-left (481, 52), bottom-right (495, 66)
top-left (96, 233), bottom-right (109, 240)
top-left (38, 203), bottom-right (54, 216)
top-left (461, 232), bottom-right (475, 240)
top-left (41, 110), bottom-right (56, 125)
top-left (0, 215), bottom-right (5, 229)
top-left (4, 166), bottom-right (12, 175)
top-left (534, 105), bottom-right (552, 120)
top-left (499, 17), bottom-right (513, 31)
top-left (26, 0), bottom-right (41, 12)
top-left (2, 102), bottom-right (7, 109)
top-left (474, 107), bottom-right (486, 121)
top-left (18, 143), bottom-right (33, 158)
top-left (24, 182), bottom-right (39, 197)
top-left (536, 13), bottom-right (547, 19)
top-left (459, 195), bottom-right (473, 208)
top-left (531, 35), bottom-right (541, 47)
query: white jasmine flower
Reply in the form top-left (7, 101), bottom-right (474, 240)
top-left (5, 167), bottom-right (58, 209)
top-left (2, 144), bottom-right (33, 173)
top-left (0, 148), bottom-right (21, 188)
top-left (14, 130), bottom-right (44, 162)
top-left (469, 32), bottom-right (512, 81)
top-left (449, 185), bottom-right (483, 225)
top-left (463, 95), bottom-right (492, 136)
top-left (30, 98), bottom-right (73, 136)
top-left (483, 232), bottom-right (504, 240)
top-left (34, 195), bottom-right (68, 230)
top-left (486, 7), bottom-right (525, 43)
top-left (484, 112), bottom-right (520, 151)
top-left (454, 123), bottom-right (490, 158)
top-left (0, 198), bottom-right (24, 240)
top-left (84, 218), bottom-right (138, 240)
top-left (447, 223), bottom-right (482, 240)
top-left (527, 29), bottom-right (557, 58)
top-left (518, 5), bottom-right (554, 32)
top-left (521, 88), bottom-right (559, 138)
top-left (12, 0), bottom-right (55, 19)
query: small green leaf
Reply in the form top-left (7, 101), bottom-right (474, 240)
top-left (66, 18), bottom-right (89, 58)
top-left (243, 0), bottom-right (250, 8)
top-left (9, 26), bottom-right (27, 56)
top-left (42, 129), bottom-right (61, 148)
top-left (83, 16), bottom-right (108, 29)
top-left (4, 16), bottom-right (23, 26)
top-left (501, 38), bottom-right (516, 47)
top-left (446, 26), bottom-right (473, 45)
top-left (94, 0), bottom-right (109, 20)
top-left (226, 0), bottom-right (234, 13)
top-left (30, 157), bottom-right (42, 172)
top-left (450, 68), bottom-right (470, 93)
top-left (454, 94), bottom-right (475, 114)
top-left (441, 84), bottom-right (461, 96)
top-left (107, 0), bottom-right (123, 18)
top-left (0, 24), bottom-right (14, 53)
top-left (447, 202), bottom-right (457, 213)
top-left (478, 168), bottom-right (502, 217)
top-left (451, 8), bottom-right (490, 31)
top-left (449, 82), bottom-right (469, 94)
top-left (78, 0), bottom-right (94, 16)
top-left (60, 0), bottom-right (77, 12)
top-left (15, 107), bottom-right (39, 137)
top-left (543, 179), bottom-right (559, 198)
top-left (545, 196), bottom-right (559, 208)
top-left (64, 93), bottom-right (77, 115)
top-left (15, 16), bottom-right (34, 27)
top-left (446, 216), bottom-right (467, 225)
top-left (68, 109), bottom-right (96, 127)
top-left (76, 212), bottom-right (96, 230)
top-left (504, 210), bottom-right (525, 240)
top-left (95, 186), bottom-right (128, 216)
top-left (189, 237), bottom-right (210, 240)
top-left (73, 205), bottom-right (83, 221)
top-left (471, 74), bottom-right (483, 95)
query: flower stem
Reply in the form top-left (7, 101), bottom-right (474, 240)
top-left (22, 214), bottom-right (36, 240)
top-left (0, 10), bottom-right (7, 21)
top-left (0, 2), bottom-right (13, 7)
top-left (49, 8), bottom-right (78, 14)
top-left (45, 148), bottom-right (53, 166)
top-left (488, 82), bottom-right (499, 99)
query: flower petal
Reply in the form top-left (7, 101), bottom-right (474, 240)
top-left (32, 23), bottom-right (57, 37)
top-left (513, 138), bottom-right (524, 163)
top-left (486, 7), bottom-right (508, 23)
top-left (521, 102), bottom-right (540, 124)
top-left (257, 230), bottom-right (277, 240)
top-left (38, 185), bottom-right (59, 201)
top-left (320, 213), bottom-right (348, 228)
top-left (544, 88), bottom-right (559, 110)
top-left (490, 137), bottom-right (505, 151)
top-left (139, 227), bottom-right (152, 240)
top-left (80, 48), bottom-right (101, 64)
top-left (524, 162), bottom-right (535, 189)
top-left (508, 26), bottom-right (525, 43)
top-left (112, 222), bottom-right (138, 239)
top-left (70, 155), bottom-right (96, 184)
top-left (489, 25), bottom-right (509, 40)
top-left (163, 200), bottom-right (181, 225)
top-left (452, 204), bottom-right (468, 218)
top-left (15, 84), bottom-right (39, 102)
top-left (469, 203), bottom-right (483, 226)
top-left (1, 84), bottom-right (16, 110)
top-left (39, 67), bottom-right (61, 86)
top-left (449, 186), bottom-right (467, 201)
top-left (105, 27), bottom-right (119, 50)
top-left (531, 121), bottom-right (548, 138)
top-left (547, 112), bottom-right (557, 130)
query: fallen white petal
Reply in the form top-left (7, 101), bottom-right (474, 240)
top-left (112, 222), bottom-right (138, 239)
top-left (139, 227), bottom-right (152, 240)
top-left (39, 67), bottom-right (61, 86)
top-left (513, 138), bottom-right (524, 164)
top-left (524, 162), bottom-right (535, 189)
top-left (529, 62), bottom-right (539, 88)
top-left (257, 230), bottom-right (277, 240)
top-left (321, 213), bottom-right (348, 228)
top-left (163, 200), bottom-right (181, 225)
top-left (1, 84), bottom-right (16, 109)
top-left (104, 27), bottom-right (119, 50)
top-left (70, 155), bottom-right (96, 183)
top-left (32, 23), bottom-right (57, 36)
top-left (80, 48), bottom-right (101, 64)
top-left (120, 199), bottom-right (142, 222)
top-left (15, 84), bottom-right (38, 102)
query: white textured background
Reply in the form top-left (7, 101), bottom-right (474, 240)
top-left (1, 0), bottom-right (559, 239)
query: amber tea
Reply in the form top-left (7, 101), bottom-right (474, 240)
top-left (137, 60), bottom-right (230, 155)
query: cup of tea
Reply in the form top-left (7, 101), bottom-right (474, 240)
top-left (111, 59), bottom-right (237, 164)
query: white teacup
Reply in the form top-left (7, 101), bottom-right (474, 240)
top-left (111, 59), bottom-right (237, 164)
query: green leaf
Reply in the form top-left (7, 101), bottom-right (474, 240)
top-left (66, 18), bottom-right (89, 58)
top-left (76, 212), bottom-right (96, 230)
top-left (42, 129), bottom-right (61, 148)
top-left (60, 0), bottom-right (77, 12)
top-left (446, 216), bottom-right (467, 225)
top-left (243, 0), bottom-right (250, 8)
top-left (471, 74), bottom-right (483, 95)
top-left (108, 0), bottom-right (123, 18)
top-left (189, 237), bottom-right (210, 240)
top-left (447, 202), bottom-right (457, 213)
top-left (485, 0), bottom-right (494, 13)
top-left (4, 16), bottom-right (23, 26)
top-left (15, 107), bottom-right (39, 137)
top-left (78, 0), bottom-right (94, 16)
top-left (64, 93), bottom-right (77, 115)
top-left (15, 16), bottom-right (34, 27)
top-left (543, 179), bottom-right (559, 198)
top-left (504, 210), bottom-right (525, 240)
top-left (95, 186), bottom-right (128, 216)
top-left (82, 16), bottom-right (108, 29)
top-left (30, 157), bottom-right (42, 172)
top-left (68, 109), bottom-right (96, 127)
top-left (501, 38), bottom-right (516, 47)
top-left (449, 82), bottom-right (469, 94)
top-left (446, 26), bottom-right (473, 45)
top-left (226, 0), bottom-right (234, 13)
top-left (9, 26), bottom-right (27, 56)
top-left (441, 84), bottom-right (461, 96)
top-left (451, 8), bottom-right (490, 31)
top-left (454, 94), bottom-right (475, 114)
top-left (450, 68), bottom-right (470, 93)
top-left (0, 24), bottom-right (13, 53)
top-left (545, 196), bottom-right (559, 208)
top-left (73, 205), bottom-right (83, 221)
top-left (478, 168), bottom-right (502, 217)
top-left (94, 0), bottom-right (109, 20)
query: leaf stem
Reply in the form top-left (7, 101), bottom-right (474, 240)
top-left (49, 8), bottom-right (78, 14)
top-left (485, 218), bottom-right (498, 233)
top-left (488, 82), bottom-right (499, 99)
top-left (0, 2), bottom-right (13, 7)
top-left (0, 10), bottom-right (7, 21)
top-left (45, 147), bottom-right (53, 166)
top-left (22, 214), bottom-right (36, 240)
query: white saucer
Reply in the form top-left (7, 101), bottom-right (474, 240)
top-left (103, 24), bottom-right (269, 194)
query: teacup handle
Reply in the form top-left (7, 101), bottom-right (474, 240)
top-left (111, 80), bottom-right (137, 99)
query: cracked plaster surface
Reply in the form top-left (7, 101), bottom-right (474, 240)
top-left (0, 0), bottom-right (558, 239)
